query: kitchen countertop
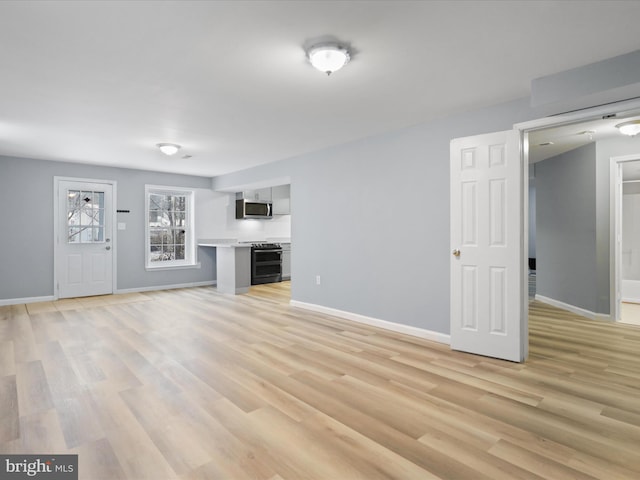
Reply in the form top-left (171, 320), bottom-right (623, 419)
top-left (266, 237), bottom-right (291, 244)
top-left (198, 238), bottom-right (290, 247)
top-left (198, 241), bottom-right (251, 248)
top-left (198, 238), bottom-right (251, 248)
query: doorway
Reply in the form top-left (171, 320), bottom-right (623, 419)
top-left (54, 177), bottom-right (116, 299)
top-left (612, 156), bottom-right (640, 325)
top-left (524, 114), bottom-right (640, 326)
top-left (450, 98), bottom-right (640, 362)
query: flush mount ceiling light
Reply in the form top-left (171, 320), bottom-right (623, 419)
top-left (615, 120), bottom-right (640, 137)
top-left (156, 143), bottom-right (181, 156)
top-left (307, 42), bottom-right (351, 75)
top-left (580, 130), bottom-right (596, 141)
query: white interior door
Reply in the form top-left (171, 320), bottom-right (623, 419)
top-left (450, 130), bottom-right (526, 362)
top-left (57, 180), bottom-right (114, 298)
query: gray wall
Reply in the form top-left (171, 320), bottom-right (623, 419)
top-left (0, 156), bottom-right (215, 300)
top-left (213, 97), bottom-right (536, 334)
top-left (535, 144), bottom-right (598, 313)
top-left (531, 49), bottom-right (640, 115)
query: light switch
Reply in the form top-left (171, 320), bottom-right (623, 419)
top-left (118, 222), bottom-right (126, 230)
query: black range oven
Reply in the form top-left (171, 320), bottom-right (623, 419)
top-left (251, 243), bottom-right (282, 285)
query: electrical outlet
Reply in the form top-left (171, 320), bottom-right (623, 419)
top-left (316, 275), bottom-right (321, 285)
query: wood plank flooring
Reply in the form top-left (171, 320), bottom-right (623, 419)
top-left (1, 282), bottom-right (640, 479)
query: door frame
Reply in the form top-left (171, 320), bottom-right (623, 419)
top-left (470, 97), bottom-right (640, 359)
top-left (611, 154), bottom-right (640, 322)
top-left (53, 176), bottom-right (118, 300)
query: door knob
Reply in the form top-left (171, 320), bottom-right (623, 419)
top-left (452, 249), bottom-right (461, 257)
top-left (106, 246), bottom-right (111, 251)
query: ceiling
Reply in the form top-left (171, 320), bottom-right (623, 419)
top-left (1, 1), bottom-right (640, 178)
top-left (529, 115), bottom-right (640, 164)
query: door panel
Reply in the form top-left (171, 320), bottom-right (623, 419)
top-left (461, 266), bottom-right (478, 330)
top-left (489, 267), bottom-right (506, 334)
top-left (489, 179), bottom-right (506, 245)
top-left (461, 181), bottom-right (478, 245)
top-left (450, 130), bottom-right (525, 362)
top-left (67, 255), bottom-right (82, 284)
top-left (57, 180), bottom-right (113, 298)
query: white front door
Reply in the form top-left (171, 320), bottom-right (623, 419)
top-left (56, 180), bottom-right (114, 298)
top-left (450, 130), bottom-right (526, 362)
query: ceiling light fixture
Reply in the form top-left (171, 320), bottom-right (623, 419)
top-left (615, 120), bottom-right (640, 137)
top-left (580, 130), bottom-right (596, 141)
top-left (307, 42), bottom-right (351, 75)
top-left (157, 143), bottom-right (181, 156)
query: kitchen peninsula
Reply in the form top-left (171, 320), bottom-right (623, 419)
top-left (198, 240), bottom-right (252, 294)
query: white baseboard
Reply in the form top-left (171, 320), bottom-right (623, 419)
top-left (622, 297), bottom-right (640, 304)
top-left (595, 313), bottom-right (615, 323)
top-left (0, 282), bottom-right (216, 306)
top-left (116, 280), bottom-right (215, 294)
top-left (0, 295), bottom-right (55, 306)
top-left (290, 300), bottom-right (450, 345)
top-left (534, 294), bottom-right (604, 321)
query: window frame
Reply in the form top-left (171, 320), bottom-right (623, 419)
top-left (144, 185), bottom-right (199, 270)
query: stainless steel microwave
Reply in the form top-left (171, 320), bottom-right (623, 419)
top-left (236, 199), bottom-right (273, 219)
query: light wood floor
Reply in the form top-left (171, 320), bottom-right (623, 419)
top-left (1, 282), bottom-right (640, 479)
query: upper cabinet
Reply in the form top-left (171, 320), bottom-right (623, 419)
top-left (272, 185), bottom-right (291, 215)
top-left (243, 188), bottom-right (272, 202)
top-left (237, 185), bottom-right (290, 215)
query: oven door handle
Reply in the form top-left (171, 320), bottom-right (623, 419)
top-left (254, 249), bottom-right (282, 253)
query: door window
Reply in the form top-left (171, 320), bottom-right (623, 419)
top-left (67, 189), bottom-right (105, 243)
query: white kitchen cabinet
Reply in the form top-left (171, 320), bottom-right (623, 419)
top-left (281, 243), bottom-right (291, 280)
top-left (244, 188), bottom-right (272, 202)
top-left (272, 184), bottom-right (290, 215)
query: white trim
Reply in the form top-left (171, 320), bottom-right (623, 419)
top-left (290, 300), bottom-right (451, 345)
top-left (510, 98), bottom-right (640, 357)
top-left (53, 177), bottom-right (118, 300)
top-left (611, 157), bottom-right (622, 323)
top-left (115, 280), bottom-right (215, 294)
top-left (145, 262), bottom-right (201, 272)
top-left (611, 154), bottom-right (640, 323)
top-left (0, 295), bottom-right (55, 306)
top-left (596, 313), bottom-right (615, 323)
top-left (622, 296), bottom-right (640, 303)
top-left (534, 294), bottom-right (606, 321)
top-left (145, 184), bottom-right (198, 195)
top-left (514, 98), bottom-right (640, 133)
top-left (145, 184), bottom-right (197, 269)
top-left (520, 129), bottom-right (529, 360)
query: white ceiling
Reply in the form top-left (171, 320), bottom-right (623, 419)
top-left (1, 1), bottom-right (640, 178)
top-left (528, 115), bottom-right (640, 164)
